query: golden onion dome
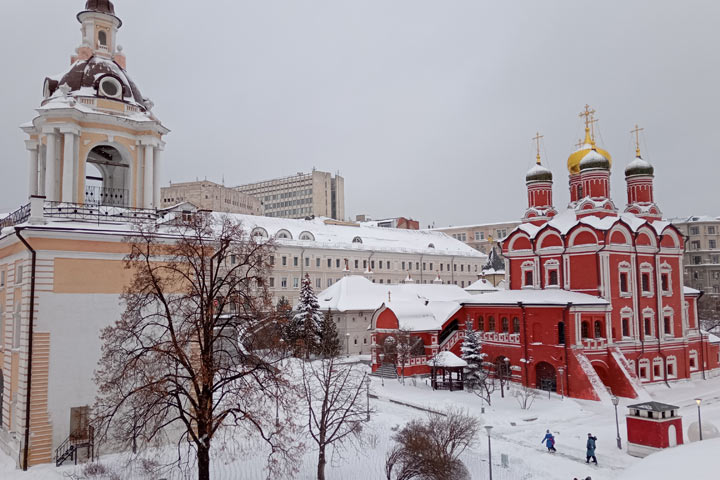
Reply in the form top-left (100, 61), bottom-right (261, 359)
top-left (567, 127), bottom-right (612, 174)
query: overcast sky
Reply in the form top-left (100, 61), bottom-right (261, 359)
top-left (1, 0), bottom-right (719, 226)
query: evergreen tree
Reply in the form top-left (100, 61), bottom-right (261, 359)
top-left (291, 274), bottom-right (323, 358)
top-left (460, 325), bottom-right (486, 391)
top-left (318, 309), bottom-right (341, 358)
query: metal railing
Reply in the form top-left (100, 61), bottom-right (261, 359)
top-left (44, 201), bottom-right (159, 224)
top-left (84, 186), bottom-right (129, 207)
top-left (0, 203), bottom-right (31, 228)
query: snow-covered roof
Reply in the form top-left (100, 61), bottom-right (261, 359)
top-left (220, 213), bottom-right (483, 257)
top-left (465, 278), bottom-right (498, 293)
top-left (669, 215), bottom-right (720, 224)
top-left (684, 286), bottom-right (701, 295)
top-left (429, 351), bottom-right (467, 368)
top-left (317, 276), bottom-right (472, 313)
top-left (382, 301), bottom-right (440, 331)
top-left (462, 289), bottom-right (609, 307)
top-left (511, 208), bottom-right (673, 241)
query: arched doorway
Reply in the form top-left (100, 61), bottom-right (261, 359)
top-left (668, 425), bottom-right (677, 447)
top-left (536, 362), bottom-right (557, 392)
top-left (382, 336), bottom-right (397, 365)
top-left (85, 145), bottom-right (129, 206)
top-left (592, 362), bottom-right (611, 388)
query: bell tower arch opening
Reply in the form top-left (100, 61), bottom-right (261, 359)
top-left (84, 145), bottom-right (130, 206)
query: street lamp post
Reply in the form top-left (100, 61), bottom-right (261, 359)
top-left (365, 377), bottom-right (371, 422)
top-left (379, 353), bottom-right (385, 387)
top-left (346, 333), bottom-right (350, 356)
top-left (611, 395), bottom-right (621, 449)
top-left (696, 398), bottom-right (703, 441)
top-left (484, 425), bottom-right (493, 480)
top-left (557, 367), bottom-right (565, 400)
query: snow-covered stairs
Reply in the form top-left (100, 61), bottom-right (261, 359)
top-left (372, 363), bottom-right (398, 379)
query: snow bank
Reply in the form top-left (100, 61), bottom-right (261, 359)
top-left (617, 437), bottom-right (720, 480)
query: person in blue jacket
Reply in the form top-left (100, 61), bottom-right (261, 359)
top-left (541, 429), bottom-right (556, 452)
top-left (586, 433), bottom-right (598, 464)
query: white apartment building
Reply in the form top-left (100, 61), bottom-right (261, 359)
top-left (431, 221), bottom-right (521, 254)
top-left (671, 216), bottom-right (720, 296)
top-left (236, 215), bottom-right (486, 306)
top-left (235, 170), bottom-right (345, 220)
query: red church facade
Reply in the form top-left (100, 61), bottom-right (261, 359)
top-left (371, 113), bottom-right (720, 400)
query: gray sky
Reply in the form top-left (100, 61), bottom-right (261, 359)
top-left (2, 0), bottom-right (719, 226)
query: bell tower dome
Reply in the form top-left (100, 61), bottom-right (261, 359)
top-left (523, 132), bottom-right (557, 225)
top-left (22, 1), bottom-right (168, 210)
top-left (624, 125), bottom-right (661, 220)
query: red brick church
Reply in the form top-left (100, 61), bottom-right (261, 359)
top-left (371, 109), bottom-right (720, 400)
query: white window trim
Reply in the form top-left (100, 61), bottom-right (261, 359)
top-left (521, 260), bottom-right (536, 289)
top-left (618, 261), bottom-right (632, 298)
top-left (639, 359), bottom-right (651, 381)
top-left (652, 357), bottom-right (664, 381)
top-left (544, 259), bottom-right (560, 288)
top-left (689, 350), bottom-right (699, 371)
top-left (620, 307), bottom-right (634, 339)
top-left (666, 355), bottom-right (677, 379)
top-left (640, 262), bottom-right (654, 297)
top-left (660, 262), bottom-right (673, 296)
top-left (662, 307), bottom-right (674, 338)
top-left (642, 308), bottom-right (655, 338)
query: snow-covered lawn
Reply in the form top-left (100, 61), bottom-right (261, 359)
top-left (3, 373), bottom-right (720, 479)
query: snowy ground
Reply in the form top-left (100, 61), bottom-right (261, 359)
top-left (3, 370), bottom-right (720, 479)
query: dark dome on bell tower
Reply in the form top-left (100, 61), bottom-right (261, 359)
top-left (84, 0), bottom-right (116, 15)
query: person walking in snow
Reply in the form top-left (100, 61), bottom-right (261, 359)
top-left (585, 433), bottom-right (598, 464)
top-left (541, 429), bottom-right (557, 452)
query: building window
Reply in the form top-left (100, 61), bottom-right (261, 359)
top-left (281, 277), bottom-right (287, 288)
top-left (643, 311), bottom-right (654, 337)
top-left (269, 277), bottom-right (275, 287)
top-left (694, 256), bottom-right (702, 265)
top-left (689, 350), bottom-right (698, 371)
top-left (316, 278), bottom-right (321, 288)
top-left (653, 358), bottom-right (663, 380)
top-left (666, 356), bottom-right (677, 379)
top-left (501, 317), bottom-right (509, 333)
top-left (305, 257), bottom-right (310, 267)
top-left (315, 258), bottom-right (320, 267)
top-left (545, 259), bottom-right (560, 287)
top-left (371, 261), bottom-right (375, 270)
top-left (327, 279), bottom-right (333, 287)
top-left (293, 277), bottom-right (299, 289)
top-left (294, 257), bottom-right (299, 267)
top-left (581, 321), bottom-right (589, 338)
top-left (691, 240), bottom-right (701, 250)
top-left (478, 316), bottom-right (484, 331)
top-left (524, 270), bottom-right (533, 287)
top-left (16, 265), bottom-right (23, 284)
top-left (269, 255), bottom-right (275, 266)
top-left (13, 302), bottom-right (21, 349)
top-left (639, 360), bottom-right (650, 381)
top-left (354, 260), bottom-right (359, 269)
top-left (512, 317), bottom-right (520, 334)
top-left (709, 226), bottom-right (717, 235)
top-left (640, 263), bottom-right (653, 295)
top-left (690, 226), bottom-right (700, 235)
top-left (711, 239), bottom-right (717, 249)
top-left (98, 30), bottom-right (107, 46)
top-left (336, 259), bottom-right (341, 268)
top-left (622, 317), bottom-right (630, 337)
top-left (521, 261), bottom-right (534, 288)
top-left (429, 262), bottom-right (433, 271)
top-left (558, 321), bottom-right (565, 344)
top-left (594, 320), bottom-right (603, 338)
top-left (282, 256), bottom-right (287, 266)
top-left (0, 269), bottom-right (4, 288)
top-left (488, 316), bottom-right (496, 332)
top-left (327, 259), bottom-right (332, 268)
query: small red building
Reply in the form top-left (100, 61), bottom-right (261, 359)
top-left (626, 401), bottom-right (683, 457)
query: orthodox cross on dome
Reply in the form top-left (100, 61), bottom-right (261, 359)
top-left (631, 124), bottom-right (644, 156)
top-left (533, 132), bottom-right (544, 165)
top-left (589, 116), bottom-right (599, 144)
top-left (579, 104), bottom-right (596, 130)
top-left (575, 138), bottom-right (585, 149)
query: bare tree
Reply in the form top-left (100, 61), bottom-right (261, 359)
top-left (393, 329), bottom-right (423, 385)
top-left (515, 384), bottom-right (537, 410)
top-left (386, 408), bottom-right (480, 480)
top-left (699, 294), bottom-right (720, 333)
top-left (92, 214), bottom-right (298, 480)
top-left (301, 357), bottom-right (370, 480)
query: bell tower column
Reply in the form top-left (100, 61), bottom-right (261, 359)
top-left (61, 128), bottom-right (78, 203)
top-left (153, 147), bottom-right (162, 208)
top-left (25, 140), bottom-right (39, 196)
top-left (143, 143), bottom-right (154, 209)
top-left (44, 129), bottom-right (57, 202)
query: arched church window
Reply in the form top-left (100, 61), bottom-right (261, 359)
top-left (581, 321), bottom-right (589, 339)
top-left (98, 30), bottom-right (107, 46)
top-left (488, 316), bottom-right (496, 332)
top-left (512, 317), bottom-right (520, 334)
top-left (501, 317), bottom-right (509, 333)
top-left (594, 320), bottom-right (603, 338)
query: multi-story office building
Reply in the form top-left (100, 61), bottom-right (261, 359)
top-left (160, 180), bottom-right (262, 215)
top-left (671, 216), bottom-right (720, 296)
top-left (235, 170), bottom-right (345, 220)
top-left (238, 215), bottom-right (486, 306)
top-left (431, 221), bottom-right (521, 254)
top-left (356, 215), bottom-right (420, 230)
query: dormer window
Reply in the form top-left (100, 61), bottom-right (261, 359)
top-left (98, 76), bottom-right (122, 99)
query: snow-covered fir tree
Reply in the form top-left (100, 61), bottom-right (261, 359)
top-left (460, 325), bottom-right (486, 390)
top-left (318, 309), bottom-right (341, 358)
top-left (291, 273), bottom-right (323, 358)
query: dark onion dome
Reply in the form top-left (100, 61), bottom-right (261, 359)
top-left (84, 0), bottom-right (115, 15)
top-left (579, 148), bottom-right (611, 171)
top-left (625, 155), bottom-right (654, 177)
top-left (78, 0), bottom-right (121, 27)
top-left (44, 56), bottom-right (150, 111)
top-left (526, 163), bottom-right (553, 182)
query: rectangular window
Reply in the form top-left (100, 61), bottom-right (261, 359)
top-left (281, 277), bottom-right (287, 288)
top-left (354, 260), bottom-right (359, 269)
top-left (0, 270), bottom-right (4, 287)
top-left (16, 265), bottom-right (23, 284)
top-left (293, 277), bottom-right (299, 288)
top-left (316, 278), bottom-right (321, 288)
top-left (644, 317), bottom-right (652, 336)
top-left (460, 264), bottom-right (464, 272)
top-left (641, 273), bottom-right (651, 292)
top-left (316, 258), bottom-right (321, 267)
top-left (371, 261), bottom-right (375, 269)
top-left (691, 240), bottom-right (701, 250)
top-left (664, 315), bottom-right (672, 335)
top-left (293, 257), bottom-right (298, 267)
top-left (402, 261), bottom-right (406, 270)
top-left (423, 263), bottom-right (426, 271)
top-left (269, 277), bottom-right (275, 287)
top-left (416, 262), bottom-right (420, 270)
top-left (378, 261), bottom-right (382, 270)
top-left (661, 273), bottom-right (669, 292)
top-left (429, 263), bottom-right (433, 271)
top-left (690, 226), bottom-right (700, 235)
top-left (327, 259), bottom-right (332, 268)
top-left (622, 318), bottom-right (630, 337)
top-left (336, 259), bottom-right (340, 268)
top-left (327, 279), bottom-right (333, 287)
top-left (694, 256), bottom-right (702, 265)
top-left (548, 270), bottom-right (559, 286)
top-left (440, 264), bottom-right (443, 271)
top-left (711, 240), bottom-right (717, 249)
top-left (524, 270), bottom-right (533, 287)
top-left (305, 257), bottom-right (310, 267)
top-left (709, 226), bottom-right (717, 234)
top-left (282, 256), bottom-right (287, 266)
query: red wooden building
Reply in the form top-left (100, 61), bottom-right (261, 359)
top-left (626, 402), bottom-right (683, 457)
top-left (371, 112), bottom-right (720, 400)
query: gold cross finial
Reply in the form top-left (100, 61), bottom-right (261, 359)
top-left (575, 138), bottom-right (584, 149)
top-left (533, 132), bottom-right (544, 164)
top-left (631, 124), bottom-right (644, 156)
top-left (579, 104), bottom-right (596, 130)
top-left (588, 116), bottom-right (599, 145)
